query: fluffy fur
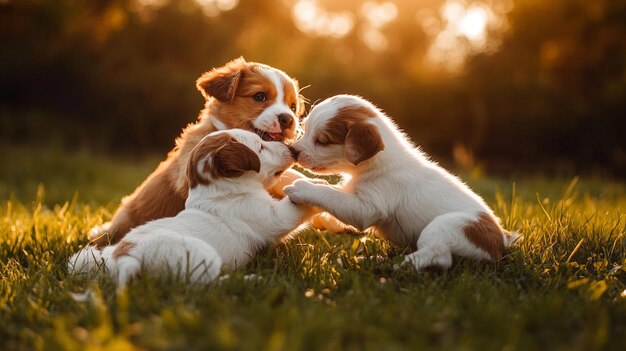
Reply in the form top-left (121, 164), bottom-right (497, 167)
top-left (285, 95), bottom-right (519, 270)
top-left (89, 58), bottom-right (307, 248)
top-left (71, 129), bottom-right (313, 285)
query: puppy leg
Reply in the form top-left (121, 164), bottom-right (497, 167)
top-left (89, 208), bottom-right (134, 248)
top-left (284, 180), bottom-right (381, 231)
top-left (258, 197), bottom-right (316, 240)
top-left (274, 171), bottom-right (351, 233)
top-left (310, 212), bottom-right (357, 234)
top-left (114, 255), bottom-right (142, 287)
top-left (138, 233), bottom-right (222, 284)
top-left (402, 212), bottom-right (494, 270)
top-left (268, 168), bottom-right (304, 198)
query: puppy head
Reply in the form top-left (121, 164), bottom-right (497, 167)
top-left (188, 129), bottom-right (294, 190)
top-left (290, 95), bottom-right (384, 174)
top-left (196, 57), bottom-right (306, 143)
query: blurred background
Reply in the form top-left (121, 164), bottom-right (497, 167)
top-left (2, 0), bottom-right (626, 179)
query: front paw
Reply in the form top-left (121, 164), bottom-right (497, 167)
top-left (283, 179), bottom-right (319, 205)
top-left (307, 178), bottom-right (329, 185)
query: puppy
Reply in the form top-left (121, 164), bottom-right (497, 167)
top-left (71, 129), bottom-right (313, 285)
top-left (285, 95), bottom-right (519, 270)
top-left (89, 58), bottom-right (307, 248)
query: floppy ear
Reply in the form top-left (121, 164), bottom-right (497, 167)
top-left (345, 122), bottom-right (384, 165)
top-left (196, 57), bottom-right (246, 101)
top-left (186, 148), bottom-right (211, 189)
top-left (214, 140), bottom-right (261, 178)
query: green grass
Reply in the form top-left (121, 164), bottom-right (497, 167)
top-left (1, 146), bottom-right (626, 350)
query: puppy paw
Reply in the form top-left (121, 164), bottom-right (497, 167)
top-left (310, 212), bottom-right (354, 234)
top-left (400, 249), bottom-right (453, 271)
top-left (88, 222), bottom-right (111, 240)
top-left (307, 178), bottom-right (329, 185)
top-left (284, 179), bottom-right (319, 205)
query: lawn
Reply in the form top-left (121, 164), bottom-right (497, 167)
top-left (1, 146), bottom-right (625, 350)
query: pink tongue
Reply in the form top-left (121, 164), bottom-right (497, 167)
top-left (269, 133), bottom-right (282, 140)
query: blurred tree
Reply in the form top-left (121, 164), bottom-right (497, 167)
top-left (1, 0), bottom-right (624, 176)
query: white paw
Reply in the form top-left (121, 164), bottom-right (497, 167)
top-left (88, 222), bottom-right (111, 240)
top-left (283, 179), bottom-right (319, 205)
top-left (307, 178), bottom-right (329, 185)
top-left (401, 249), bottom-right (453, 271)
top-left (392, 255), bottom-right (419, 271)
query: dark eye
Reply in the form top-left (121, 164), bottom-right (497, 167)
top-left (291, 103), bottom-right (297, 112)
top-left (253, 92), bottom-right (267, 102)
top-left (315, 139), bottom-right (328, 146)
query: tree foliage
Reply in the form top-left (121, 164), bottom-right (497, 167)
top-left (1, 0), bottom-right (625, 175)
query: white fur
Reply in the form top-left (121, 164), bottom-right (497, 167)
top-left (285, 95), bottom-right (518, 270)
top-left (70, 129), bottom-right (312, 286)
top-left (211, 116), bottom-right (228, 131)
top-left (252, 68), bottom-right (298, 134)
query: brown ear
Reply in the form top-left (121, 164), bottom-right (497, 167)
top-left (345, 122), bottom-right (384, 165)
top-left (214, 140), bottom-right (261, 178)
top-left (187, 146), bottom-right (211, 189)
top-left (196, 57), bottom-right (246, 101)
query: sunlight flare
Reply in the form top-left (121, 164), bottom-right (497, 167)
top-left (422, 0), bottom-right (512, 72)
top-left (292, 0), bottom-right (354, 38)
top-left (458, 6), bottom-right (488, 41)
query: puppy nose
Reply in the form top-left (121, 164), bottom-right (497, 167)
top-left (277, 113), bottom-right (294, 130)
top-left (289, 146), bottom-right (300, 160)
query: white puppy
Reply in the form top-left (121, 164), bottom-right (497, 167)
top-left (285, 95), bottom-right (518, 270)
top-left (69, 129), bottom-right (313, 285)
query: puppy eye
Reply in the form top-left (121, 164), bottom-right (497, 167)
top-left (315, 139), bottom-right (328, 146)
top-left (253, 92), bottom-right (267, 102)
top-left (290, 103), bottom-right (296, 112)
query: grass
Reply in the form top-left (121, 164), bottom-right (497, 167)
top-left (1, 146), bottom-right (626, 350)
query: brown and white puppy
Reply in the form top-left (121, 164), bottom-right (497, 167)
top-left (72, 129), bottom-right (313, 286)
top-left (285, 95), bottom-right (519, 270)
top-left (89, 58), bottom-right (306, 248)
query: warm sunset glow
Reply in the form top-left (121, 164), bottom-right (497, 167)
top-left (136, 0), bottom-right (239, 17)
top-left (422, 0), bottom-right (511, 72)
top-left (359, 1), bottom-right (397, 51)
top-left (458, 6), bottom-right (488, 41)
top-left (137, 0), bottom-right (168, 7)
top-left (361, 1), bottom-right (397, 29)
top-left (195, 0), bottom-right (239, 17)
top-left (292, 0), bottom-right (354, 38)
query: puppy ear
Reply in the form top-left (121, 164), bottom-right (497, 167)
top-left (214, 140), bottom-right (261, 178)
top-left (345, 123), bottom-right (384, 165)
top-left (196, 57), bottom-right (247, 101)
top-left (187, 147), bottom-right (211, 189)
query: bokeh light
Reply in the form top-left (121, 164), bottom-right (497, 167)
top-left (292, 0), bottom-right (354, 38)
top-left (422, 0), bottom-right (512, 72)
top-left (359, 1), bottom-right (397, 51)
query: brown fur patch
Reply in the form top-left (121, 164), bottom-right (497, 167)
top-left (318, 105), bottom-right (383, 165)
top-left (187, 133), bottom-right (260, 188)
top-left (463, 212), bottom-right (506, 261)
top-left (196, 58), bottom-right (244, 101)
top-left (112, 240), bottom-right (136, 259)
top-left (92, 59), bottom-right (302, 248)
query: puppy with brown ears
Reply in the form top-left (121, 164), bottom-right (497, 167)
top-left (89, 58), bottom-right (307, 248)
top-left (70, 129), bottom-right (313, 285)
top-left (285, 95), bottom-right (519, 270)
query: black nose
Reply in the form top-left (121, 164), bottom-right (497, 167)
top-left (277, 113), bottom-right (294, 130)
top-left (289, 146), bottom-right (300, 159)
